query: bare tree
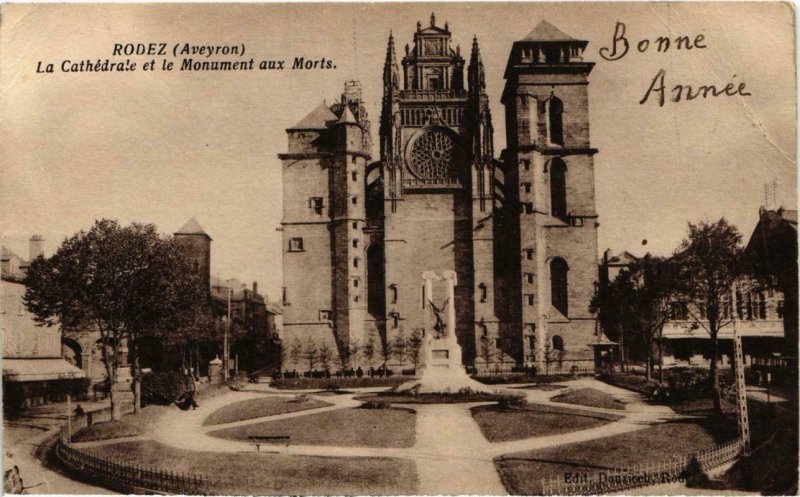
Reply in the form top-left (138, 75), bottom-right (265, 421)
top-left (303, 337), bottom-right (319, 372)
top-left (478, 335), bottom-right (494, 372)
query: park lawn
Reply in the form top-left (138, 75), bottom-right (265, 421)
top-left (71, 405), bottom-right (170, 443)
top-left (550, 388), bottom-right (626, 410)
top-left (495, 416), bottom-right (738, 495)
top-left (89, 440), bottom-right (417, 495)
top-left (357, 391), bottom-right (503, 404)
top-left (208, 407), bottom-right (416, 448)
top-left (271, 377), bottom-right (407, 390)
top-left (203, 396), bottom-right (332, 426)
top-left (472, 404), bottom-right (623, 443)
top-left (515, 384), bottom-right (567, 391)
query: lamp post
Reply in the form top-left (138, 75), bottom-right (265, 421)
top-left (223, 287), bottom-right (232, 381)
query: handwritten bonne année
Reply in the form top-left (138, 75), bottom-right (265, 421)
top-left (599, 22), bottom-right (751, 106)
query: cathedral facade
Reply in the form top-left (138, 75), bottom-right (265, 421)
top-left (280, 17), bottom-right (599, 371)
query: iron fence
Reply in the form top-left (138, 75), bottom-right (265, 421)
top-left (540, 438), bottom-right (743, 495)
top-left (54, 439), bottom-right (256, 495)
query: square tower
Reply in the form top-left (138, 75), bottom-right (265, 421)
top-left (279, 83), bottom-right (372, 369)
top-left (499, 21), bottom-right (599, 368)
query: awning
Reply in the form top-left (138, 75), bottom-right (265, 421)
top-left (587, 332), bottom-right (618, 348)
top-left (2, 358), bottom-right (86, 382)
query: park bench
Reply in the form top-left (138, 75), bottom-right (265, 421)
top-left (249, 435), bottom-right (291, 452)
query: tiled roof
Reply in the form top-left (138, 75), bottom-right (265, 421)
top-left (288, 102), bottom-right (338, 130)
top-left (337, 105), bottom-right (357, 125)
top-left (522, 20), bottom-right (576, 42)
top-left (175, 217), bottom-right (209, 237)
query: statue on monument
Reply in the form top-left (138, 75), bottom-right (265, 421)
top-left (428, 298), bottom-right (448, 338)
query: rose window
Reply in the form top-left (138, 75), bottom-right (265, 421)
top-left (408, 129), bottom-right (455, 180)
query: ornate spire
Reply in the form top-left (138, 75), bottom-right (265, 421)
top-left (383, 31), bottom-right (400, 90)
top-left (468, 35), bottom-right (485, 93)
top-left (430, 12), bottom-right (436, 27)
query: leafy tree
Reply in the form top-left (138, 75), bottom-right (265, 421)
top-left (674, 219), bottom-right (743, 416)
top-left (591, 255), bottom-right (679, 381)
top-left (23, 220), bottom-right (201, 419)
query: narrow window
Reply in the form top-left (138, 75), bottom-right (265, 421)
top-left (524, 248), bottom-right (534, 260)
top-left (522, 160), bottom-right (531, 172)
top-left (351, 156), bottom-right (357, 164)
top-left (526, 294), bottom-right (534, 306)
top-left (352, 171), bottom-right (357, 181)
top-left (523, 202), bottom-right (534, 214)
top-left (550, 158), bottom-right (567, 219)
top-left (393, 313), bottom-right (400, 329)
top-left (522, 182), bottom-right (532, 194)
top-left (525, 272), bottom-right (534, 284)
top-left (353, 257), bottom-right (359, 269)
top-left (289, 237), bottom-right (304, 252)
top-left (390, 284), bottom-right (398, 304)
top-left (547, 96), bottom-right (564, 146)
top-left (527, 95), bottom-right (538, 144)
top-left (310, 197), bottom-right (324, 215)
top-left (282, 287), bottom-right (289, 305)
top-left (552, 335), bottom-right (564, 352)
top-left (352, 222), bottom-right (358, 229)
top-left (479, 283), bottom-right (488, 303)
top-left (352, 239), bottom-right (358, 248)
top-left (353, 278), bottom-right (359, 288)
top-left (352, 196), bottom-right (358, 205)
top-left (550, 257), bottom-right (569, 316)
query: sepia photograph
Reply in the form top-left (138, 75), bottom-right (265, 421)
top-left (0, 2), bottom-right (797, 495)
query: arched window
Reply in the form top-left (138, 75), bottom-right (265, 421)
top-left (547, 96), bottom-right (564, 146)
top-left (550, 158), bottom-right (567, 219)
top-left (389, 284), bottom-right (398, 304)
top-left (552, 335), bottom-right (564, 352)
top-left (550, 257), bottom-right (569, 316)
top-left (478, 283), bottom-right (488, 303)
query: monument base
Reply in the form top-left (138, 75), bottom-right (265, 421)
top-left (396, 364), bottom-right (496, 394)
top-left (396, 335), bottom-right (496, 394)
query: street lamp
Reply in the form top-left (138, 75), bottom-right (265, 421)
top-left (224, 287), bottom-right (232, 381)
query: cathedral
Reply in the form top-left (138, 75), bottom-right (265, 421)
top-left (279, 17), bottom-right (599, 371)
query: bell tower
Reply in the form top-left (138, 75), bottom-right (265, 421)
top-left (499, 20), bottom-right (599, 368)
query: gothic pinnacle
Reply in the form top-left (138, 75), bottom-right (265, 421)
top-left (430, 12), bottom-right (436, 27)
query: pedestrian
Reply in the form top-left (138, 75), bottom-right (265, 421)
top-left (356, 366), bottom-right (363, 378)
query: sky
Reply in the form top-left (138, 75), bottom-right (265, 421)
top-left (1, 2), bottom-right (796, 301)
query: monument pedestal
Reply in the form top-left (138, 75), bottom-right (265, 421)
top-left (398, 334), bottom-right (494, 393)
